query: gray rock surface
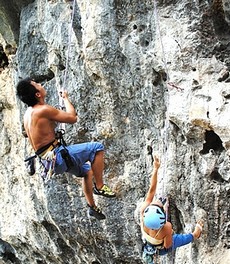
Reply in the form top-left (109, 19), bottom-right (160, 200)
top-left (0, 0), bottom-right (230, 263)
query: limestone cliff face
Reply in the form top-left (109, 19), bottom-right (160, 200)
top-left (0, 0), bottom-right (230, 263)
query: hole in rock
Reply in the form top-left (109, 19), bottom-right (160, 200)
top-left (92, 73), bottom-right (101, 81)
top-left (170, 120), bottom-right (180, 132)
top-left (200, 130), bottom-right (224, 154)
top-left (145, 40), bottom-right (149, 46)
top-left (31, 69), bottom-right (55, 84)
top-left (0, 238), bottom-right (18, 263)
top-left (57, 237), bottom-right (75, 257)
top-left (227, 189), bottom-right (230, 199)
top-left (41, 220), bottom-right (59, 239)
top-left (209, 168), bottom-right (224, 183)
top-left (168, 199), bottom-right (183, 233)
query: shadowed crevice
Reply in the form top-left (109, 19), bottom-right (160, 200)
top-left (200, 130), bottom-right (225, 154)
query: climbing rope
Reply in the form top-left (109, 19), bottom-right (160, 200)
top-left (153, 0), bottom-right (169, 82)
top-left (146, 3), bottom-right (181, 263)
top-left (152, 3), bottom-right (176, 263)
top-left (62, 0), bottom-right (77, 91)
top-left (56, 0), bottom-right (77, 134)
top-left (152, 0), bottom-right (170, 198)
top-left (152, 0), bottom-right (170, 196)
top-left (153, 0), bottom-right (184, 92)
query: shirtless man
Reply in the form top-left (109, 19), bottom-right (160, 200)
top-left (140, 156), bottom-right (203, 262)
top-left (16, 78), bottom-right (115, 220)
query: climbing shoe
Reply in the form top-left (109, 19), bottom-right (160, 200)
top-left (88, 205), bottom-right (106, 220)
top-left (93, 184), bottom-right (116, 198)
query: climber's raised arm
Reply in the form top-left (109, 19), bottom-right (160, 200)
top-left (140, 156), bottom-right (160, 215)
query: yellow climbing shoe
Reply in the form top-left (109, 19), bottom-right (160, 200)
top-left (93, 184), bottom-right (116, 198)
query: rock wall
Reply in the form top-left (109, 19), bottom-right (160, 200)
top-left (0, 0), bottom-right (230, 263)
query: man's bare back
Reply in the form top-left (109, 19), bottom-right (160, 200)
top-left (21, 80), bottom-right (77, 151)
top-left (24, 105), bottom-right (57, 150)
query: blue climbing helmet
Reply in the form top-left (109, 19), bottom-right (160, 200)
top-left (143, 204), bottom-right (166, 230)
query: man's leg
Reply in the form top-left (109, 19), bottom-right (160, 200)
top-left (92, 150), bottom-right (116, 198)
top-left (91, 150), bottom-right (104, 190)
top-left (67, 142), bottom-right (105, 188)
top-left (82, 169), bottom-right (94, 207)
top-left (66, 142), bottom-right (115, 198)
top-left (82, 169), bottom-right (106, 220)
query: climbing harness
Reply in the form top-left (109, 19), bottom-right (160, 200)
top-left (142, 240), bottom-right (168, 264)
top-left (37, 144), bottom-right (57, 180)
top-left (142, 242), bottom-right (158, 264)
top-left (24, 137), bottom-right (36, 176)
top-left (25, 136), bottom-right (74, 181)
top-left (25, 156), bottom-right (36, 175)
top-left (55, 128), bottom-right (67, 146)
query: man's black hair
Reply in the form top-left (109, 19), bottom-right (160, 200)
top-left (16, 78), bottom-right (39, 106)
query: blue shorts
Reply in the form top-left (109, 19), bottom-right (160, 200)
top-left (54, 142), bottom-right (104, 177)
top-left (158, 233), bottom-right (194, 255)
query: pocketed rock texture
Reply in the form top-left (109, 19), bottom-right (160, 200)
top-left (0, 0), bottom-right (230, 263)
